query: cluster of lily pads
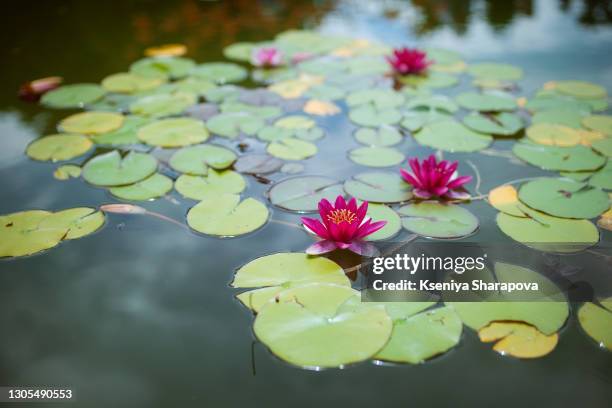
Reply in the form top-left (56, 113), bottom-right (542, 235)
top-left (4, 29), bottom-right (612, 367)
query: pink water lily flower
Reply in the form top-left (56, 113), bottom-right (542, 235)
top-left (400, 155), bottom-right (472, 200)
top-left (251, 47), bottom-right (283, 68)
top-left (386, 47), bottom-right (431, 76)
top-left (301, 196), bottom-right (386, 257)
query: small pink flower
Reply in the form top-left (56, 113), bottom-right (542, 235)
top-left (400, 155), bottom-right (472, 200)
top-left (301, 196), bottom-right (386, 256)
top-left (251, 47), bottom-right (283, 68)
top-left (386, 47), bottom-right (431, 76)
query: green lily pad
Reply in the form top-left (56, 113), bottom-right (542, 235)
top-left (129, 92), bottom-right (196, 118)
top-left (532, 108), bottom-right (585, 128)
top-left (41, 83), bottom-right (106, 108)
top-left (101, 72), bottom-right (164, 93)
top-left (405, 95), bottom-right (458, 113)
top-left (253, 284), bottom-right (392, 368)
top-left (186, 194), bottom-right (268, 237)
top-left (398, 202), bottom-right (479, 239)
top-left (137, 118), bottom-right (209, 147)
top-left (53, 164), bottom-right (81, 180)
top-left (592, 138), bottom-right (612, 157)
top-left (589, 161), bottom-right (612, 189)
top-left (364, 204), bottom-right (401, 241)
top-left (203, 85), bottom-right (241, 103)
top-left (344, 172), bottom-right (412, 203)
top-left (220, 102), bottom-right (282, 119)
top-left (83, 150), bottom-right (157, 187)
top-left (582, 114), bottom-right (612, 136)
top-left (305, 84), bottom-right (346, 100)
top-left (130, 57), bottom-right (195, 79)
top-left (445, 262), bottom-right (568, 335)
top-left (513, 141), bottom-right (606, 171)
top-left (455, 92), bottom-right (517, 112)
top-left (468, 63), bottom-right (523, 81)
top-left (374, 306), bottom-right (462, 364)
top-left (346, 89), bottom-right (404, 109)
top-left (156, 77), bottom-right (216, 96)
top-left (555, 80), bottom-right (607, 100)
top-left (578, 302), bottom-right (612, 350)
top-left (59, 112), bottom-right (124, 135)
top-left (223, 42), bottom-right (257, 61)
top-left (42, 207), bottom-right (105, 240)
top-left (169, 144), bottom-right (237, 175)
top-left (109, 173), bottom-right (173, 201)
top-left (92, 116), bottom-right (150, 145)
top-left (274, 115), bottom-right (315, 130)
top-left (518, 178), bottom-right (609, 219)
top-left (207, 112), bottom-right (265, 139)
top-left (463, 112), bottom-right (523, 135)
top-left (526, 94), bottom-right (593, 113)
top-left (399, 72), bottom-right (458, 89)
top-left (268, 176), bottom-right (344, 212)
top-left (349, 105), bottom-right (402, 127)
top-left (234, 154), bottom-right (283, 175)
top-left (26, 134), bottom-right (92, 162)
top-left (175, 170), bottom-right (246, 200)
top-left (267, 138), bottom-right (317, 160)
top-left (348, 146), bottom-right (404, 167)
top-left (354, 127), bottom-right (402, 146)
top-left (257, 126), bottom-right (324, 142)
top-left (401, 110), bottom-right (453, 132)
top-left (415, 120), bottom-right (492, 152)
top-left (525, 123), bottom-right (581, 146)
top-left (191, 62), bottom-right (248, 84)
top-left (496, 204), bottom-right (599, 252)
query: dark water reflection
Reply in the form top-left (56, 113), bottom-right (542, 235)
top-left (1, 1), bottom-right (611, 407)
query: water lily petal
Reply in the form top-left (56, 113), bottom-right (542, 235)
top-left (306, 240), bottom-right (338, 255)
top-left (301, 217), bottom-right (330, 239)
top-left (347, 240), bottom-right (380, 257)
top-left (447, 175), bottom-right (473, 189)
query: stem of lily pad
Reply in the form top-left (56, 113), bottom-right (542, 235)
top-left (466, 160), bottom-right (483, 197)
top-left (269, 219), bottom-right (302, 230)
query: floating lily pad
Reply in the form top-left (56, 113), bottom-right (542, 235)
top-left (257, 126), bottom-right (324, 142)
top-left (346, 89), bottom-right (404, 109)
top-left (268, 176), bottom-right (344, 212)
top-left (130, 57), bottom-right (195, 79)
top-left (578, 302), bottom-right (612, 350)
top-left (101, 72), bottom-right (164, 93)
top-left (129, 92), bottom-right (196, 118)
top-left (455, 92), bottom-right (516, 112)
top-left (207, 112), bottom-right (264, 139)
top-left (92, 116), bottom-right (150, 145)
top-left (582, 114), bottom-right (612, 136)
top-left (234, 154), bottom-right (283, 175)
top-left (253, 284), bottom-right (392, 368)
top-left (399, 72), bottom-right (458, 89)
top-left (592, 138), bottom-right (612, 157)
top-left (41, 83), bottom-right (106, 108)
top-left (555, 80), bottom-right (607, 100)
top-left (83, 151), bottom-right (157, 187)
top-left (364, 204), bottom-right (401, 241)
top-left (186, 194), bottom-right (268, 237)
top-left (169, 145), bottom-right (236, 175)
top-left (26, 134), bottom-right (92, 162)
top-left (43, 207), bottom-right (105, 240)
top-left (518, 178), bottom-right (609, 219)
top-left (161, 77), bottom-right (216, 96)
top-left (354, 127), bottom-right (402, 146)
top-left (463, 112), bottom-right (523, 136)
top-left (478, 322), bottom-right (559, 359)
top-left (267, 138), bottom-right (317, 160)
top-left (303, 99), bottom-right (341, 116)
top-left (109, 173), bottom-right (173, 201)
top-left (344, 172), bottom-right (412, 203)
top-left (137, 118), bottom-right (209, 147)
top-left (526, 93), bottom-right (593, 113)
top-left (223, 42), bottom-right (258, 61)
top-left (191, 62), bottom-right (248, 84)
top-left (401, 110), bottom-right (453, 132)
top-left (220, 102), bottom-right (282, 119)
top-left (468, 63), bottom-right (523, 81)
top-left (513, 141), bottom-right (606, 171)
top-left (305, 84), bottom-right (346, 100)
top-left (398, 202), bottom-right (479, 239)
top-left (274, 115), bottom-right (315, 130)
top-left (374, 306), bottom-right (462, 364)
top-left (589, 161), bottom-right (612, 189)
top-left (405, 95), bottom-right (458, 113)
top-left (415, 120), bottom-right (492, 152)
top-left (488, 185), bottom-right (525, 217)
top-left (53, 164), bottom-right (81, 180)
top-left (525, 123), bottom-right (580, 146)
top-left (175, 170), bottom-right (245, 200)
top-left (532, 108), bottom-right (585, 128)
top-left (496, 204), bottom-right (599, 252)
top-left (59, 112), bottom-right (124, 135)
top-left (348, 146), bottom-right (404, 167)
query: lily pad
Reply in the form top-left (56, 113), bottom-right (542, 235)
top-left (468, 63), bottom-right (523, 81)
top-left (398, 202), bottom-right (479, 239)
top-left (101, 72), bottom-right (164, 93)
top-left (518, 178), bottom-right (609, 219)
top-left (137, 118), bottom-right (209, 147)
top-left (253, 284), bottom-right (392, 368)
top-left (207, 112), bottom-right (264, 139)
top-left (234, 154), bottom-right (283, 175)
top-left (405, 95), bottom-right (458, 113)
top-left (344, 172), bottom-right (412, 203)
top-left (592, 138), bottom-right (612, 157)
top-left (83, 151), bottom-right (157, 187)
top-left (92, 116), bottom-right (150, 145)
top-left (44, 207), bottom-right (105, 240)
top-left (186, 194), bottom-right (268, 237)
top-left (401, 110), bottom-right (453, 132)
top-left (463, 112), bottom-right (523, 136)
top-left (268, 176), bottom-right (344, 212)
top-left (109, 173), bottom-right (173, 201)
top-left (59, 112), bottom-right (124, 135)
top-left (175, 170), bottom-right (246, 200)
top-left (478, 322), bottom-right (559, 358)
top-left (354, 127), bottom-right (402, 147)
top-left (374, 306), bottom-right (462, 364)
top-left (191, 62), bottom-right (248, 84)
top-left (364, 204), bottom-right (401, 241)
top-left (305, 84), bottom-right (346, 100)
top-left (555, 80), bottom-right (607, 100)
top-left (346, 89), bottom-right (404, 109)
top-left (267, 138), bottom-right (317, 160)
top-left (41, 83), bottom-right (106, 108)
top-left (589, 161), bottom-right (612, 189)
top-left (348, 146), bottom-right (404, 167)
top-left (455, 92), bottom-right (516, 112)
top-left (223, 42), bottom-right (257, 61)
top-left (53, 164), bottom-right (81, 180)
top-left (532, 108), bottom-right (585, 128)
top-left (130, 57), bottom-right (195, 79)
top-left (578, 302), bottom-right (612, 350)
top-left (26, 134), bottom-right (92, 162)
top-left (169, 145), bottom-right (236, 175)
top-left (488, 185), bottom-right (525, 217)
top-left (349, 105), bottom-right (402, 127)
top-left (415, 120), bottom-right (492, 152)
top-left (399, 72), bottom-right (458, 89)
top-left (274, 115), bottom-right (315, 130)
top-left (129, 92), bottom-right (196, 118)
top-left (526, 123), bottom-right (580, 146)
top-left (582, 114), bottom-right (612, 136)
top-left (257, 126), bottom-right (324, 142)
top-left (220, 102), bottom-right (282, 119)
top-left (513, 141), bottom-right (606, 171)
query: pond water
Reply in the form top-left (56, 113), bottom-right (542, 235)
top-left (1, 1), bottom-right (611, 407)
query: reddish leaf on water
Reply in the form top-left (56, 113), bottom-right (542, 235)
top-left (18, 76), bottom-right (63, 102)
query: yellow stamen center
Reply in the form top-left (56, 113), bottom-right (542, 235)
top-left (327, 209), bottom-right (356, 225)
